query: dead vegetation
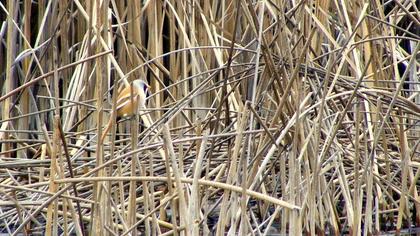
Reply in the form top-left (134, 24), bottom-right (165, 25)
top-left (0, 0), bottom-right (419, 235)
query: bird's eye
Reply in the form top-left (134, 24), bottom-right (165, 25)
top-left (140, 84), bottom-right (149, 97)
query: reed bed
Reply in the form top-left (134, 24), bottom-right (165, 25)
top-left (0, 0), bottom-right (419, 235)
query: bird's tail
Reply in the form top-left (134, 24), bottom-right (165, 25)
top-left (100, 113), bottom-right (115, 144)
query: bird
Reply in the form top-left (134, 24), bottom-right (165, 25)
top-left (100, 79), bottom-right (150, 143)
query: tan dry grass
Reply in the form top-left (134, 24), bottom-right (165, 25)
top-left (0, 0), bottom-right (419, 235)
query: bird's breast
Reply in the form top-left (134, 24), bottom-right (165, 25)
top-left (116, 96), bottom-right (138, 117)
top-left (116, 87), bottom-right (139, 117)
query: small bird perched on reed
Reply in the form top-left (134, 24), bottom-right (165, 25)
top-left (100, 79), bottom-right (150, 143)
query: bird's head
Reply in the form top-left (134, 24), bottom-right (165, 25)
top-left (131, 80), bottom-right (152, 101)
top-left (132, 80), bottom-right (150, 96)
